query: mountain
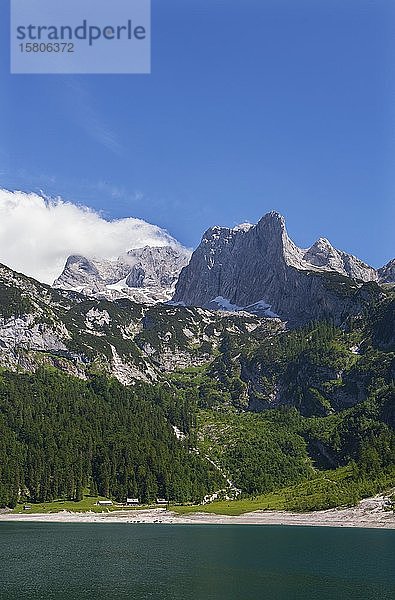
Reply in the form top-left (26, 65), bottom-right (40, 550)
top-left (378, 259), bottom-right (395, 284)
top-left (1, 259), bottom-right (392, 411)
top-left (173, 212), bottom-right (386, 326)
top-left (0, 260), bottom-right (394, 511)
top-left (53, 245), bottom-right (191, 304)
top-left (52, 212), bottom-right (393, 328)
top-left (0, 262), bottom-right (277, 384)
top-left (302, 236), bottom-right (377, 280)
top-left (0, 213), bottom-right (394, 512)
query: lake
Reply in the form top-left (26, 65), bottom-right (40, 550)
top-left (0, 523), bottom-right (394, 599)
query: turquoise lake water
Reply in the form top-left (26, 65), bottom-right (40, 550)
top-left (0, 523), bottom-right (394, 599)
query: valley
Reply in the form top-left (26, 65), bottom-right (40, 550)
top-left (0, 212), bottom-right (394, 518)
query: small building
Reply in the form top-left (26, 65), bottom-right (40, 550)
top-left (97, 500), bottom-right (112, 506)
top-left (126, 498), bottom-right (140, 506)
top-left (23, 505), bottom-right (31, 510)
top-left (156, 498), bottom-right (168, 505)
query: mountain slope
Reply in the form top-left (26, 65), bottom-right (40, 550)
top-left (0, 369), bottom-right (225, 507)
top-left (168, 298), bottom-right (395, 508)
top-left (0, 262), bottom-right (279, 383)
top-left (0, 261), bottom-right (394, 511)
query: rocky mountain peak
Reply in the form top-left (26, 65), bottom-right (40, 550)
top-left (303, 238), bottom-right (377, 282)
top-left (123, 245), bottom-right (191, 288)
top-left (304, 237), bottom-right (342, 269)
top-left (55, 255), bottom-right (101, 287)
top-left (256, 210), bottom-right (286, 231)
top-left (202, 225), bottom-right (237, 243)
top-left (378, 259), bottom-right (395, 284)
top-left (254, 211), bottom-right (289, 250)
top-left (50, 210), bottom-right (392, 324)
top-left (172, 211), bottom-right (383, 326)
top-left (309, 237), bottom-right (334, 252)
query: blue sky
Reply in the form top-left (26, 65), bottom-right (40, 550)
top-left (1, 0), bottom-right (394, 267)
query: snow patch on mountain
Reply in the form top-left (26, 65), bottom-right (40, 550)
top-left (210, 296), bottom-right (280, 318)
top-left (54, 245), bottom-right (191, 305)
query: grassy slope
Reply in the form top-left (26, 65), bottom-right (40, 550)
top-left (172, 465), bottom-right (395, 516)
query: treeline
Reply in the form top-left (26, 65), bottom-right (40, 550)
top-left (169, 322), bottom-right (348, 415)
top-left (0, 369), bottom-right (223, 508)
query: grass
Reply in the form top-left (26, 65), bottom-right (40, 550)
top-left (12, 495), bottom-right (153, 514)
top-left (171, 465), bottom-right (391, 516)
top-left (171, 492), bottom-right (286, 516)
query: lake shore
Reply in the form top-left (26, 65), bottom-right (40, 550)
top-left (1, 495), bottom-right (394, 529)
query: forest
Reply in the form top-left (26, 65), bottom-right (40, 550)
top-left (0, 369), bottom-right (223, 508)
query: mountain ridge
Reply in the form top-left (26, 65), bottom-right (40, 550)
top-left (53, 245), bottom-right (191, 304)
top-left (51, 211), bottom-right (394, 328)
top-left (173, 211), bottom-right (391, 325)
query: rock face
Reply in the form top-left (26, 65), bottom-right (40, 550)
top-left (303, 237), bottom-right (377, 281)
top-left (173, 212), bottom-right (383, 326)
top-left (378, 259), bottom-right (395, 284)
top-left (53, 245), bottom-right (191, 304)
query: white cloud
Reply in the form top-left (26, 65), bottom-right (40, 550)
top-left (0, 189), bottom-right (182, 284)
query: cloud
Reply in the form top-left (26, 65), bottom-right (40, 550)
top-left (0, 189), bottom-right (182, 284)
